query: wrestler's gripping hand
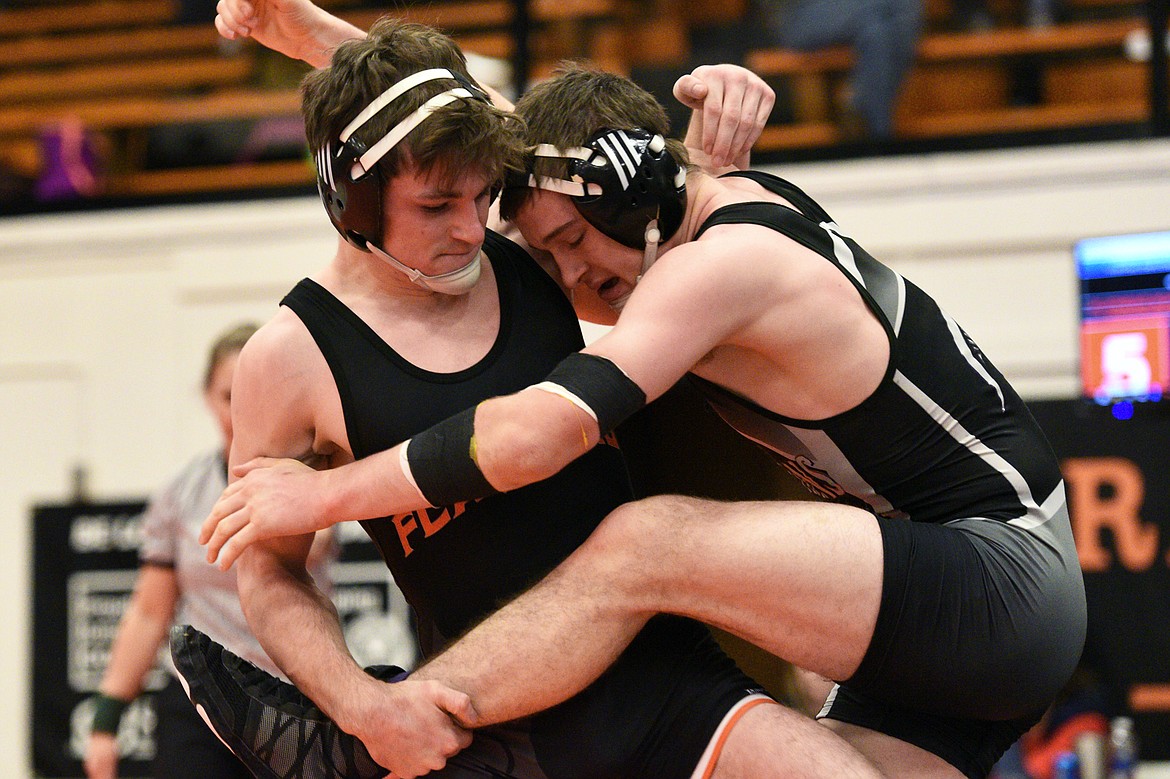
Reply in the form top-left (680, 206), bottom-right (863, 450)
top-left (215, 0), bottom-right (324, 62)
top-left (674, 63), bottom-right (775, 169)
top-left (347, 677), bottom-right (478, 779)
top-left (201, 457), bottom-right (329, 569)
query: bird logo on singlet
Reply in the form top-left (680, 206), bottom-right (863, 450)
top-left (775, 453), bottom-right (847, 501)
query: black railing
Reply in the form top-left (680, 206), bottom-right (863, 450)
top-left (1150, 0), bottom-right (1170, 134)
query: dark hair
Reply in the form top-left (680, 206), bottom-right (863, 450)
top-left (300, 18), bottom-right (525, 189)
top-left (499, 61), bottom-right (689, 221)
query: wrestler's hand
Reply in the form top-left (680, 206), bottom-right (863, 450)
top-left (201, 457), bottom-right (330, 569)
top-left (215, 0), bottom-right (327, 63)
top-left (675, 64), bottom-right (775, 170)
top-left (346, 677), bottom-right (478, 779)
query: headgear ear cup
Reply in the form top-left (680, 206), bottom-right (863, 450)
top-left (314, 68), bottom-right (492, 253)
top-left (316, 138), bottom-right (384, 250)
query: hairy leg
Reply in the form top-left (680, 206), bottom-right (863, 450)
top-left (415, 496), bottom-right (884, 725)
top-left (707, 701), bottom-right (883, 778)
top-left (824, 721), bottom-right (966, 779)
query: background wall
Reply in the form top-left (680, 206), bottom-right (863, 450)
top-left (4, 136), bottom-right (1170, 774)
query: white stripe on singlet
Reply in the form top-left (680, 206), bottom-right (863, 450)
top-left (892, 369), bottom-right (1051, 529)
top-left (943, 311), bottom-right (1006, 411)
top-left (816, 684), bottom-right (840, 720)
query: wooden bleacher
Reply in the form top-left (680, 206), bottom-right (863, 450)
top-left (336, 0), bottom-right (639, 77)
top-left (0, 0), bottom-right (288, 195)
top-left (0, 54), bottom-right (256, 103)
top-left (0, 0), bottom-right (648, 200)
top-left (746, 9), bottom-right (1159, 150)
top-left (0, 0), bottom-right (1163, 202)
top-left (0, 23), bottom-right (223, 69)
top-left (0, 0), bottom-right (178, 36)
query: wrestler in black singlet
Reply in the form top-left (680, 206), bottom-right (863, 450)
top-left (282, 229), bottom-right (765, 779)
top-left (685, 171), bottom-right (1087, 778)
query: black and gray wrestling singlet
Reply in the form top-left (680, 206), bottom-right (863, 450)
top-left (691, 172), bottom-right (1085, 779)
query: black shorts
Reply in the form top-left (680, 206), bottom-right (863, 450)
top-left (431, 615), bottom-right (770, 779)
top-left (153, 674), bottom-right (253, 779)
top-left (821, 507), bottom-right (1087, 778)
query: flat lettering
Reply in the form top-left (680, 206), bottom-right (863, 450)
top-left (1063, 457), bottom-right (1159, 572)
top-left (390, 500), bottom-right (477, 557)
top-left (391, 513), bottom-right (419, 557)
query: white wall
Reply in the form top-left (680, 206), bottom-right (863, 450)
top-left (3, 137), bottom-right (1170, 774)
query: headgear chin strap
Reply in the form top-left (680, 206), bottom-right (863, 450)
top-left (369, 245), bottom-right (483, 295)
top-left (524, 129), bottom-right (685, 309)
top-left (315, 68), bottom-right (490, 294)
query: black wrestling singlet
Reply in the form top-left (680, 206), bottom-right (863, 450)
top-left (284, 232), bottom-right (768, 779)
top-left (281, 230), bottom-right (633, 647)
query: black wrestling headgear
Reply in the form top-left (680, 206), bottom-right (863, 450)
top-left (524, 128), bottom-right (687, 249)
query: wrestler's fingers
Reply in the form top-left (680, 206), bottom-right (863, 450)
top-left (214, 0), bottom-right (253, 37)
top-left (214, 15), bottom-right (240, 39)
top-left (221, 0), bottom-right (256, 24)
top-left (214, 524), bottom-right (258, 570)
top-left (671, 74), bottom-right (707, 110)
top-left (203, 508), bottom-right (249, 565)
top-left (440, 689), bottom-right (479, 730)
top-left (727, 90), bottom-right (767, 163)
top-left (200, 489), bottom-right (244, 544)
top-left (749, 83), bottom-right (776, 136)
top-left (691, 80), bottom-right (720, 158)
top-left (231, 455), bottom-right (281, 477)
top-left (706, 81), bottom-right (743, 165)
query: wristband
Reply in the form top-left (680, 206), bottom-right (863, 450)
top-left (406, 406), bottom-right (497, 506)
top-left (91, 693), bottom-right (130, 734)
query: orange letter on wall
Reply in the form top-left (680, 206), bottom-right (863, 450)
top-left (1063, 457), bottom-right (1159, 572)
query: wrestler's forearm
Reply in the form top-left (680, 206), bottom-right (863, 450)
top-left (311, 443), bottom-right (420, 522)
top-left (320, 390), bottom-right (596, 519)
top-left (237, 543), bottom-right (371, 724)
top-left (272, 2), bottom-right (512, 107)
top-left (293, 6), bottom-right (365, 68)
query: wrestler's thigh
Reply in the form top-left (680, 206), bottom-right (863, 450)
top-left (601, 496), bottom-right (883, 680)
top-left (823, 720), bottom-right (966, 779)
top-left (708, 701), bottom-right (882, 779)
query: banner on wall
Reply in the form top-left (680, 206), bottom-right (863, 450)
top-left (31, 501), bottom-right (415, 778)
top-left (1030, 399), bottom-right (1170, 761)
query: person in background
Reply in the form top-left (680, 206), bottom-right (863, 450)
top-left (950, 0), bottom-right (1060, 31)
top-left (83, 322), bottom-right (336, 779)
top-left (754, 0), bottom-right (923, 139)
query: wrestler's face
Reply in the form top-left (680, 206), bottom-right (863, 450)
top-left (513, 190), bottom-right (643, 314)
top-left (381, 162), bottom-right (492, 275)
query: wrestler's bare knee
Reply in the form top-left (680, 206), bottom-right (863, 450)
top-left (569, 495), bottom-right (713, 600)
